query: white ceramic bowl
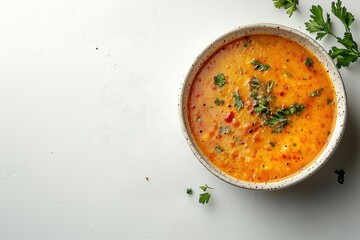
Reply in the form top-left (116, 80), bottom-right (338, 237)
top-left (179, 23), bottom-right (347, 191)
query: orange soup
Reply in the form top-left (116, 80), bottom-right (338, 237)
top-left (188, 34), bottom-right (337, 182)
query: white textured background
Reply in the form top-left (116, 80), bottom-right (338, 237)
top-left (0, 0), bottom-right (360, 239)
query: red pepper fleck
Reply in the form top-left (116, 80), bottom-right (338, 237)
top-left (280, 92), bottom-right (285, 97)
top-left (224, 111), bottom-right (235, 123)
top-left (282, 154), bottom-right (287, 159)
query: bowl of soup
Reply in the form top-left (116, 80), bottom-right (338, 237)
top-left (179, 23), bottom-right (347, 190)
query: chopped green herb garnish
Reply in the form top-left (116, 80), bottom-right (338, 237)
top-left (250, 89), bottom-right (258, 99)
top-left (199, 184), bottom-right (214, 191)
top-left (249, 79), bottom-right (272, 115)
top-left (272, 0), bottom-right (299, 17)
top-left (267, 81), bottom-right (276, 93)
top-left (270, 141), bottom-right (276, 147)
top-left (249, 77), bottom-right (261, 88)
top-left (214, 73), bottom-right (227, 87)
top-left (310, 88), bottom-right (324, 97)
top-left (214, 145), bottom-right (224, 153)
top-left (282, 104), bottom-right (305, 115)
top-left (186, 188), bottom-right (193, 194)
top-left (264, 114), bottom-right (288, 133)
top-left (233, 91), bottom-right (244, 111)
top-left (199, 192), bottom-right (211, 204)
top-left (198, 184), bottom-right (214, 204)
top-left (219, 126), bottom-right (231, 134)
top-left (215, 98), bottom-right (225, 105)
top-left (251, 60), bottom-right (271, 71)
top-left (264, 104), bottom-right (305, 133)
top-left (254, 97), bottom-right (270, 115)
top-left (254, 104), bottom-right (270, 114)
top-left (247, 76), bottom-right (304, 133)
top-left (327, 99), bottom-right (333, 105)
top-left (305, 57), bottom-right (314, 67)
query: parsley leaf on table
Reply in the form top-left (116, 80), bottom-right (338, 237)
top-left (199, 184), bottom-right (214, 192)
top-left (272, 0), bottom-right (299, 17)
top-left (199, 193), bottom-right (211, 204)
top-left (198, 184), bottom-right (214, 204)
top-left (305, 5), bottom-right (332, 41)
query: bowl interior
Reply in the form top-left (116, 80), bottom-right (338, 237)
top-left (179, 23), bottom-right (347, 190)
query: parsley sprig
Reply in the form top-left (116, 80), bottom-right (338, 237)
top-left (305, 0), bottom-right (360, 68)
top-left (199, 184), bottom-right (214, 204)
top-left (273, 0), bottom-right (299, 17)
top-left (249, 77), bottom-right (305, 133)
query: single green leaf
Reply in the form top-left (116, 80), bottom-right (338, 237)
top-left (199, 192), bottom-right (211, 204)
top-left (254, 104), bottom-right (270, 114)
top-left (305, 5), bottom-right (332, 40)
top-left (304, 57), bottom-right (314, 67)
top-left (273, 0), bottom-right (286, 9)
top-left (214, 145), bottom-right (224, 153)
top-left (310, 88), bottom-right (324, 97)
top-left (272, 0), bottom-right (299, 17)
top-left (290, 104), bottom-right (305, 113)
top-left (338, 32), bottom-right (358, 50)
top-left (250, 89), bottom-right (258, 99)
top-left (233, 91), bottom-right (244, 111)
top-left (214, 98), bottom-right (225, 106)
top-left (267, 81), bottom-right (276, 93)
top-left (251, 60), bottom-right (271, 71)
top-left (331, 0), bottom-right (354, 32)
top-left (249, 77), bottom-right (261, 88)
top-left (214, 73), bottom-right (227, 87)
top-left (199, 184), bottom-right (214, 192)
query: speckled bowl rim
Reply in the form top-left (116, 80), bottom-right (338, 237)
top-left (179, 23), bottom-right (347, 191)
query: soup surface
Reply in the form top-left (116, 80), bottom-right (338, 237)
top-left (188, 34), bottom-right (337, 182)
